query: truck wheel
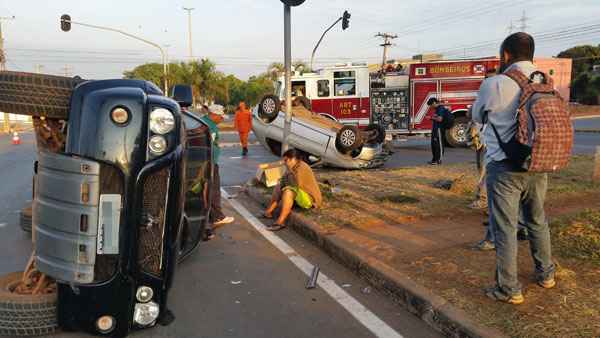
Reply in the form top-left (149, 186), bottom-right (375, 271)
top-left (336, 125), bottom-right (363, 154)
top-left (0, 272), bottom-right (58, 336)
top-left (258, 95), bottom-right (281, 123)
top-left (0, 71), bottom-right (83, 120)
top-left (364, 124), bottom-right (386, 144)
top-left (292, 96), bottom-right (311, 110)
top-left (19, 204), bottom-right (32, 233)
top-left (445, 116), bottom-right (469, 148)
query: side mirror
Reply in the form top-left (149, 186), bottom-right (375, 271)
top-left (171, 85), bottom-right (193, 108)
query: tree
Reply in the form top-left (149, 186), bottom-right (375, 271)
top-left (557, 44), bottom-right (600, 103)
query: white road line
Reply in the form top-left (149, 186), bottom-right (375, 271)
top-left (0, 223), bottom-right (6, 228)
top-left (221, 188), bottom-right (404, 338)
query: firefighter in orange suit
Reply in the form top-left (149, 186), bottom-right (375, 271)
top-left (234, 101), bottom-right (253, 156)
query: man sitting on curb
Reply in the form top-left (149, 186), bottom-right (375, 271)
top-left (264, 149), bottom-right (322, 231)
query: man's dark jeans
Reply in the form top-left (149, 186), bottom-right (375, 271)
top-left (486, 160), bottom-right (555, 296)
top-left (209, 164), bottom-right (225, 224)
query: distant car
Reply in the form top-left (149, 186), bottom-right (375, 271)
top-left (252, 95), bottom-right (390, 169)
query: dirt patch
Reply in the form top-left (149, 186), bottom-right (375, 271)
top-left (307, 155), bottom-right (600, 337)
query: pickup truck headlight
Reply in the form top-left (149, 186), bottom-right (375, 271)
top-left (149, 108), bottom-right (175, 135)
top-left (133, 301), bottom-right (160, 326)
top-left (148, 135), bottom-right (168, 155)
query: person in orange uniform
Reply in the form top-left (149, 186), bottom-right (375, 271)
top-left (234, 101), bottom-right (253, 156)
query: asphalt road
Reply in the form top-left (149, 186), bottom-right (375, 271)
top-left (1, 126), bottom-right (598, 338)
top-left (0, 132), bottom-right (440, 338)
top-left (573, 116), bottom-right (600, 130)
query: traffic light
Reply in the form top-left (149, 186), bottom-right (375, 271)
top-left (280, 0), bottom-right (306, 6)
top-left (342, 10), bottom-right (351, 30)
top-left (60, 14), bottom-right (71, 32)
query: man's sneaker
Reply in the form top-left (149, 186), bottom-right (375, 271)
top-left (538, 278), bottom-right (556, 289)
top-left (484, 287), bottom-right (524, 305)
top-left (214, 216), bottom-right (235, 226)
top-left (474, 240), bottom-right (495, 251)
top-left (428, 160), bottom-right (441, 165)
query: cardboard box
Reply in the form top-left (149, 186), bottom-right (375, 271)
top-left (256, 161), bottom-right (286, 188)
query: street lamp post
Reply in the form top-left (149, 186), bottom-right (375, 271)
top-left (183, 7), bottom-right (194, 59)
top-left (310, 11), bottom-right (350, 70)
top-left (280, 0), bottom-right (306, 155)
top-left (60, 15), bottom-right (169, 94)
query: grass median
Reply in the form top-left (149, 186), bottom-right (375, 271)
top-left (296, 155), bottom-right (600, 337)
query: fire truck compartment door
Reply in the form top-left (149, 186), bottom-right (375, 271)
top-left (34, 151), bottom-right (100, 284)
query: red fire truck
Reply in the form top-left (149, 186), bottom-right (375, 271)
top-left (276, 57), bottom-right (571, 147)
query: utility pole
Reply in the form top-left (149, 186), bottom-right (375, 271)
top-left (1, 15), bottom-right (15, 133)
top-left (375, 32), bottom-right (397, 71)
top-left (61, 65), bottom-right (71, 77)
top-left (518, 10), bottom-right (529, 32)
top-left (507, 20), bottom-right (515, 34)
top-left (183, 7), bottom-right (194, 59)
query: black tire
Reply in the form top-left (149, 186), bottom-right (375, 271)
top-left (364, 124), bottom-right (386, 144)
top-left (258, 95), bottom-right (281, 123)
top-left (20, 204), bottom-right (32, 233)
top-left (0, 71), bottom-right (83, 120)
top-left (445, 116), bottom-right (470, 148)
top-left (292, 96), bottom-right (311, 110)
top-left (336, 125), bottom-right (363, 154)
top-left (0, 272), bottom-right (58, 336)
top-left (265, 139), bottom-right (282, 157)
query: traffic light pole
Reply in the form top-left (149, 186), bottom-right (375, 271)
top-left (61, 18), bottom-right (168, 94)
top-left (282, 4), bottom-right (293, 155)
top-left (309, 17), bottom-right (342, 71)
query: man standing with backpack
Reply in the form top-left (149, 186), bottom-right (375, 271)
top-left (426, 98), bottom-right (453, 165)
top-left (472, 32), bottom-right (573, 304)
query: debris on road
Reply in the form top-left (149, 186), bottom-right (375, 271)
top-left (306, 266), bottom-right (320, 289)
top-left (361, 287), bottom-right (372, 295)
top-left (341, 283), bottom-right (352, 288)
top-left (231, 280), bottom-right (242, 285)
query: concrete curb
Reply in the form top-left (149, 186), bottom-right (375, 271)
top-left (245, 186), bottom-right (506, 338)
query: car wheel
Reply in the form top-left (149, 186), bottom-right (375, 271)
top-left (364, 124), bottom-right (386, 144)
top-left (258, 95), bottom-right (281, 123)
top-left (445, 116), bottom-right (469, 148)
top-left (0, 272), bottom-right (58, 337)
top-left (0, 71), bottom-right (83, 120)
top-left (336, 125), bottom-right (363, 154)
top-left (266, 139), bottom-right (282, 157)
top-left (292, 96), bottom-right (311, 110)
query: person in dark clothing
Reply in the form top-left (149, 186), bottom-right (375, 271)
top-left (427, 97), bottom-right (451, 165)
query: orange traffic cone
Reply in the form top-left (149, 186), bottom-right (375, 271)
top-left (11, 132), bottom-right (20, 145)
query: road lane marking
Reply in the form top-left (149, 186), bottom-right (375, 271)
top-left (221, 188), bottom-right (404, 338)
top-left (0, 223), bottom-right (6, 228)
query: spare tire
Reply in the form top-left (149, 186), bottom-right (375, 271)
top-left (292, 96), bottom-right (311, 110)
top-left (258, 95), bottom-right (281, 123)
top-left (336, 125), bottom-right (363, 154)
top-left (0, 71), bottom-right (83, 120)
top-left (0, 272), bottom-right (58, 337)
top-left (364, 123), bottom-right (386, 144)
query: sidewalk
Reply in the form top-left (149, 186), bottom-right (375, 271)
top-left (243, 156), bottom-right (600, 338)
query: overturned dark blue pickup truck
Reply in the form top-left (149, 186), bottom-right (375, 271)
top-left (0, 72), bottom-right (213, 337)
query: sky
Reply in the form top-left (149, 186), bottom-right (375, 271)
top-left (1, 0), bottom-right (599, 80)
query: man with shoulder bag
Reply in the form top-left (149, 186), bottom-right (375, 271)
top-left (471, 32), bottom-right (573, 304)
